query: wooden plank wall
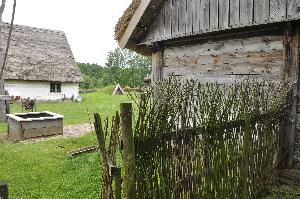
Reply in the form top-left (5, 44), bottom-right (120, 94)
top-left (162, 35), bottom-right (284, 84)
top-left (142, 0), bottom-right (300, 43)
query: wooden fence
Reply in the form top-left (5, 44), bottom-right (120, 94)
top-left (95, 79), bottom-right (292, 199)
top-left (134, 114), bottom-right (281, 198)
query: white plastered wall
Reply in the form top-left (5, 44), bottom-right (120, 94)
top-left (4, 80), bottom-right (80, 101)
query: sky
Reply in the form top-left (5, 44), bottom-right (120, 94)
top-left (2, 0), bottom-right (132, 65)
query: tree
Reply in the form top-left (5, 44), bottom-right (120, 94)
top-left (0, 0), bottom-right (6, 122)
top-left (105, 48), bottom-right (125, 85)
top-left (0, 0), bottom-right (6, 92)
top-left (78, 48), bottom-right (151, 90)
top-left (105, 48), bottom-right (151, 88)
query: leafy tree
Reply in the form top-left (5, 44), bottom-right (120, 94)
top-left (78, 48), bottom-right (151, 89)
top-left (105, 48), bottom-right (151, 87)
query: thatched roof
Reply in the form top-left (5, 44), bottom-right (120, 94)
top-left (114, 0), bottom-right (141, 41)
top-left (114, 0), bottom-right (164, 55)
top-left (2, 23), bottom-right (83, 83)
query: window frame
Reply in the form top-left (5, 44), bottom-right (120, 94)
top-left (50, 82), bottom-right (62, 93)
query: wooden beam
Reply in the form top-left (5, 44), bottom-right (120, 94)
top-left (0, 182), bottom-right (8, 199)
top-left (161, 24), bottom-right (283, 48)
top-left (118, 0), bottom-right (152, 49)
top-left (121, 103), bottom-right (135, 199)
top-left (151, 49), bottom-right (163, 87)
top-left (281, 21), bottom-right (300, 168)
top-left (68, 146), bottom-right (98, 157)
top-left (114, 167), bottom-right (122, 199)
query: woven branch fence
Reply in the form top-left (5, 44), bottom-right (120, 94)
top-left (132, 78), bottom-right (290, 199)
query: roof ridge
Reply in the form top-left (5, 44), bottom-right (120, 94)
top-left (2, 22), bottom-right (65, 36)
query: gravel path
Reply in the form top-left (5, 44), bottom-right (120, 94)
top-left (0, 123), bottom-right (95, 144)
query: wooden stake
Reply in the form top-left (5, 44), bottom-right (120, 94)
top-left (121, 103), bottom-right (135, 199)
top-left (115, 168), bottom-right (122, 199)
top-left (0, 182), bottom-right (8, 199)
top-left (94, 113), bottom-right (112, 199)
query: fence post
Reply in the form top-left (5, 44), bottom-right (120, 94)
top-left (241, 115), bottom-right (250, 199)
top-left (277, 85), bottom-right (297, 169)
top-left (120, 103), bottom-right (135, 199)
top-left (115, 168), bottom-right (122, 199)
top-left (0, 182), bottom-right (8, 199)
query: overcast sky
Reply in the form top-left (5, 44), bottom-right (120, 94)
top-left (2, 0), bottom-right (132, 65)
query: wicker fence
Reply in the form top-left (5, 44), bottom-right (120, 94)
top-left (133, 79), bottom-right (289, 199)
top-left (95, 78), bottom-right (291, 199)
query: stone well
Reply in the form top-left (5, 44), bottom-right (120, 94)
top-left (7, 111), bottom-right (63, 142)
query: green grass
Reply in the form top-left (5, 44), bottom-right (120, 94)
top-left (2, 89), bottom-right (297, 198)
top-left (0, 89), bottom-right (131, 133)
top-left (98, 85), bottom-right (116, 95)
top-left (0, 134), bottom-right (101, 199)
top-left (0, 90), bottom-right (130, 199)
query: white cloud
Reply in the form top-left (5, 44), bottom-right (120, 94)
top-left (2, 0), bottom-right (132, 65)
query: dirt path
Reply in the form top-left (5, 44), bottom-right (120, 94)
top-left (0, 123), bottom-right (95, 144)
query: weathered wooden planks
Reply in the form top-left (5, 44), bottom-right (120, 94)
top-left (152, 50), bottom-right (164, 87)
top-left (287, 0), bottom-right (300, 20)
top-left (186, 0), bottom-right (193, 34)
top-left (210, 0), bottom-right (219, 31)
top-left (254, 0), bottom-right (270, 24)
top-left (156, 6), bottom-right (165, 40)
top-left (153, 17), bottom-right (159, 41)
top-left (192, 0), bottom-right (200, 33)
top-left (270, 0), bottom-right (286, 22)
top-left (163, 35), bottom-right (284, 83)
top-left (171, 0), bottom-right (178, 37)
top-left (229, 0), bottom-right (240, 27)
top-left (164, 0), bottom-right (172, 38)
top-left (283, 22), bottom-right (300, 167)
top-left (219, 0), bottom-right (229, 29)
top-left (200, 0), bottom-right (210, 32)
top-left (141, 0), bottom-right (298, 44)
top-left (178, 0), bottom-right (186, 36)
top-left (68, 146), bottom-right (98, 157)
top-left (240, 0), bottom-right (253, 26)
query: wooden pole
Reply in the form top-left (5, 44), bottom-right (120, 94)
top-left (115, 168), bottom-right (122, 199)
top-left (94, 113), bottom-right (112, 199)
top-left (120, 103), bottom-right (135, 199)
top-left (0, 182), bottom-right (8, 199)
top-left (282, 21), bottom-right (299, 168)
top-left (241, 115), bottom-right (250, 199)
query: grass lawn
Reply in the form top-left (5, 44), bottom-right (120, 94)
top-left (0, 89), bottom-right (131, 199)
top-left (0, 86), bottom-right (131, 133)
top-left (1, 88), bottom-right (298, 198)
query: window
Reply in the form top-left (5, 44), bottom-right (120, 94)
top-left (50, 82), bottom-right (62, 93)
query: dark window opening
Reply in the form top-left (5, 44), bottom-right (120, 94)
top-left (50, 82), bottom-right (62, 93)
top-left (56, 83), bottom-right (61, 93)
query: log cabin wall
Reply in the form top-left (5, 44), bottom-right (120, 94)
top-left (161, 28), bottom-right (284, 84)
top-left (141, 0), bottom-right (300, 44)
top-left (163, 36), bottom-right (283, 83)
top-left (149, 22), bottom-right (300, 166)
top-left (117, 0), bottom-right (300, 168)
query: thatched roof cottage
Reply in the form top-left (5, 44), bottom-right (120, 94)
top-left (116, 0), bottom-right (300, 167)
top-left (2, 23), bottom-right (83, 101)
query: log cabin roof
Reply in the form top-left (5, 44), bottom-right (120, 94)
top-left (2, 23), bottom-right (83, 83)
top-left (115, 0), bottom-right (300, 55)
